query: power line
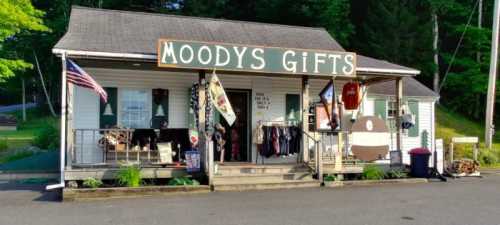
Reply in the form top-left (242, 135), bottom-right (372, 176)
top-left (438, 0), bottom-right (480, 94)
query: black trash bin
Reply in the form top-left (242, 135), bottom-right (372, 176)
top-left (409, 148), bottom-right (431, 178)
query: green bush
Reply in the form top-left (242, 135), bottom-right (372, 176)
top-left (83, 177), bottom-right (103, 188)
top-left (116, 166), bottom-right (142, 187)
top-left (168, 177), bottom-right (200, 186)
top-left (479, 150), bottom-right (499, 165)
top-left (0, 139), bottom-right (8, 152)
top-left (385, 168), bottom-right (408, 179)
top-left (33, 125), bottom-right (59, 150)
top-left (362, 165), bottom-right (385, 180)
top-left (324, 174), bottom-right (337, 182)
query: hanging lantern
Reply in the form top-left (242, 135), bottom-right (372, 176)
top-left (103, 103), bottom-right (113, 116)
top-left (155, 104), bottom-right (165, 117)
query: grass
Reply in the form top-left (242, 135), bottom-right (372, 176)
top-left (436, 106), bottom-right (500, 168)
top-left (0, 108), bottom-right (59, 163)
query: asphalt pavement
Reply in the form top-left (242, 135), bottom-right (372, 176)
top-left (0, 174), bottom-right (499, 225)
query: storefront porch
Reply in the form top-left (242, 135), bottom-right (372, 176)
top-left (49, 7), bottom-right (426, 190)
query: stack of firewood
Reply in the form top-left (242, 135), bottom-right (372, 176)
top-left (450, 159), bottom-right (479, 174)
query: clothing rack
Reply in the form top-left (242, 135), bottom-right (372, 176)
top-left (256, 120), bottom-right (301, 165)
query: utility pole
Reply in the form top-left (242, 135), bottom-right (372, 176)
top-left (485, 0), bottom-right (500, 148)
top-left (478, 0), bottom-right (483, 63)
top-left (433, 12), bottom-right (440, 93)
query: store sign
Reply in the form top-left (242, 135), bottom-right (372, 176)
top-left (158, 39), bottom-right (356, 77)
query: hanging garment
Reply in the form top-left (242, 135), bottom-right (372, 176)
top-left (279, 127), bottom-right (287, 155)
top-left (289, 126), bottom-right (301, 154)
top-left (231, 128), bottom-right (240, 160)
top-left (260, 126), bottom-right (270, 157)
top-left (272, 126), bottom-right (280, 155)
top-left (205, 81), bottom-right (214, 136)
top-left (190, 83), bottom-right (199, 129)
top-left (342, 82), bottom-right (362, 110)
top-left (252, 123), bottom-right (264, 144)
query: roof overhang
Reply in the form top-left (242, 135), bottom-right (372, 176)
top-left (53, 48), bottom-right (420, 77)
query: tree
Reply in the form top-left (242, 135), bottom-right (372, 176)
top-left (0, 0), bottom-right (49, 82)
top-left (351, 0), bottom-right (434, 86)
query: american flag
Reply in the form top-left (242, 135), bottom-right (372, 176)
top-left (66, 59), bottom-right (107, 102)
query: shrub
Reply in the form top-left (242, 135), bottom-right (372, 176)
top-left (0, 139), bottom-right (8, 152)
top-left (479, 150), bottom-right (498, 165)
top-left (83, 177), bottom-right (103, 188)
top-left (116, 166), bottom-right (142, 187)
top-left (33, 125), bottom-right (59, 150)
top-left (324, 174), bottom-right (337, 182)
top-left (168, 177), bottom-right (200, 186)
top-left (385, 168), bottom-right (408, 179)
top-left (362, 165), bottom-right (385, 180)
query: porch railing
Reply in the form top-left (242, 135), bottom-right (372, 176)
top-left (70, 128), bottom-right (165, 166)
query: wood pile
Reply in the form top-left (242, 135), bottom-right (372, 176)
top-left (450, 159), bottom-right (479, 174)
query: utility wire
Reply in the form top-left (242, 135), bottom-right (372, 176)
top-left (438, 0), bottom-right (480, 93)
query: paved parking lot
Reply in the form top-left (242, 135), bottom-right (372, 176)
top-left (1, 174), bottom-right (499, 225)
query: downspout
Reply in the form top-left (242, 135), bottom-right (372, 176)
top-left (46, 52), bottom-right (67, 190)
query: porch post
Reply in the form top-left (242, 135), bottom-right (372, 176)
top-left (60, 53), bottom-right (68, 184)
top-left (395, 77), bottom-right (403, 164)
top-left (66, 82), bottom-right (73, 170)
top-left (198, 71), bottom-right (212, 185)
top-left (301, 76), bottom-right (310, 163)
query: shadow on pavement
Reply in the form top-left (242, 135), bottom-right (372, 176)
top-left (0, 180), bottom-right (62, 202)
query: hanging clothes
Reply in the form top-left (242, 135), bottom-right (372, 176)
top-left (259, 125), bottom-right (301, 158)
top-left (342, 82), bottom-right (362, 110)
top-left (190, 83), bottom-right (199, 129)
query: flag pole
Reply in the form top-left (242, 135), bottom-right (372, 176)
top-left (46, 52), bottom-right (67, 190)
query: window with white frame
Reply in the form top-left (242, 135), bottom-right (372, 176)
top-left (119, 89), bottom-right (151, 128)
top-left (387, 100), bottom-right (398, 119)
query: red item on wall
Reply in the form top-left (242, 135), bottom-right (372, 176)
top-left (342, 82), bottom-right (362, 110)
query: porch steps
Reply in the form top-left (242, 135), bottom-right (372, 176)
top-left (213, 164), bottom-right (320, 191)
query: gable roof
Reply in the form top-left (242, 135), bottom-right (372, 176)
top-left (53, 6), bottom-right (419, 76)
top-left (368, 77), bottom-right (439, 98)
top-left (54, 6), bottom-right (343, 54)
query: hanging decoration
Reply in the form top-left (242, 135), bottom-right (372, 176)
top-left (208, 71), bottom-right (236, 126)
top-left (319, 80), bottom-right (340, 131)
top-left (342, 81), bottom-right (362, 110)
top-left (350, 116), bottom-right (390, 161)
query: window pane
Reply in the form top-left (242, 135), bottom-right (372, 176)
top-left (120, 89), bottom-right (150, 128)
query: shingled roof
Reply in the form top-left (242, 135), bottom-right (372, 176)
top-left (368, 77), bottom-right (439, 98)
top-left (54, 6), bottom-right (419, 75)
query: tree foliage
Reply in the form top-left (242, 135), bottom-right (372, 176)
top-left (0, 0), bottom-right (49, 82)
top-left (0, 0), bottom-right (497, 122)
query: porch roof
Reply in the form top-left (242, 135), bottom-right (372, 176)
top-left (53, 6), bottom-right (420, 76)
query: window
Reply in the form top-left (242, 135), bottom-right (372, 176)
top-left (387, 101), bottom-right (398, 119)
top-left (119, 89), bottom-right (151, 128)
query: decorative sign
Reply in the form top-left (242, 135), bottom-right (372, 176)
top-left (158, 39), bottom-right (356, 77)
top-left (435, 139), bottom-right (444, 173)
top-left (315, 104), bottom-right (340, 132)
top-left (451, 137), bottom-right (479, 144)
top-left (254, 92), bottom-right (270, 110)
top-left (351, 116), bottom-right (390, 161)
top-left (185, 150), bottom-right (201, 173)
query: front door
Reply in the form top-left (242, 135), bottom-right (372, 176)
top-left (216, 90), bottom-right (250, 162)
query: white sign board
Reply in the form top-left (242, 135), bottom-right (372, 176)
top-left (435, 139), bottom-right (444, 174)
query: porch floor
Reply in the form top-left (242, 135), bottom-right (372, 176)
top-left (65, 166), bottom-right (188, 181)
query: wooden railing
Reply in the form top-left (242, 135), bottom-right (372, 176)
top-left (70, 128), bottom-right (167, 166)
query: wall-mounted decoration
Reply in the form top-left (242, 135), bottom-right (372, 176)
top-left (351, 116), bottom-right (390, 161)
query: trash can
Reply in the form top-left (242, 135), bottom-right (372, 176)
top-left (409, 148), bottom-right (431, 178)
